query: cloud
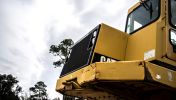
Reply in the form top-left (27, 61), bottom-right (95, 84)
top-left (68, 0), bottom-right (85, 12)
top-left (0, 57), bottom-right (16, 66)
top-left (0, 0), bottom-right (33, 5)
top-left (0, 0), bottom-right (45, 93)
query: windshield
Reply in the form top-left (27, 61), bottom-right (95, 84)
top-left (170, 0), bottom-right (176, 27)
top-left (126, 0), bottom-right (160, 34)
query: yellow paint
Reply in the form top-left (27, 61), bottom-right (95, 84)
top-left (94, 23), bottom-right (128, 61)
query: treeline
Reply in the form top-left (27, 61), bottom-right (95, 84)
top-left (0, 39), bottom-right (74, 100)
top-left (0, 74), bottom-right (59, 100)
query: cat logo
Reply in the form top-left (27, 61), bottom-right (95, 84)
top-left (100, 56), bottom-right (116, 62)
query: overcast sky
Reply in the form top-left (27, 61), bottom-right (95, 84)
top-left (0, 0), bottom-right (138, 99)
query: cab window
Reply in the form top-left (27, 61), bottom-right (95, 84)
top-left (170, 0), bottom-right (176, 27)
top-left (126, 0), bottom-right (160, 34)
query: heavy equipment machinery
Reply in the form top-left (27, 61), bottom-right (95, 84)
top-left (56, 0), bottom-right (176, 99)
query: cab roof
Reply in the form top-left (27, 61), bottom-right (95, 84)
top-left (128, 2), bottom-right (140, 14)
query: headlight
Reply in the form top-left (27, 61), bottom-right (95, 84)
top-left (170, 30), bottom-right (176, 46)
top-left (170, 29), bottom-right (176, 46)
top-left (170, 29), bottom-right (176, 53)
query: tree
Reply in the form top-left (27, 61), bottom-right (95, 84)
top-left (29, 81), bottom-right (48, 100)
top-left (0, 74), bottom-right (22, 100)
top-left (49, 39), bottom-right (74, 68)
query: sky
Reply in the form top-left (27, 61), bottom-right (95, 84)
top-left (0, 0), bottom-right (137, 99)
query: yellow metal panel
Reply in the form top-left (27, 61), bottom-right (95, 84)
top-left (56, 64), bottom-right (97, 91)
top-left (95, 61), bottom-right (145, 80)
top-left (55, 68), bottom-right (83, 91)
top-left (146, 62), bottom-right (176, 88)
top-left (159, 57), bottom-right (176, 67)
top-left (155, 20), bottom-right (165, 59)
top-left (94, 23), bottom-right (128, 60)
top-left (126, 23), bottom-right (157, 61)
top-left (78, 64), bottom-right (96, 85)
top-left (56, 61), bottom-right (176, 97)
top-left (56, 61), bottom-right (145, 92)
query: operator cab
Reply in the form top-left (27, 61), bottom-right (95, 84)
top-left (125, 0), bottom-right (176, 70)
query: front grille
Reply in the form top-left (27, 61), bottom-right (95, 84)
top-left (60, 25), bottom-right (100, 77)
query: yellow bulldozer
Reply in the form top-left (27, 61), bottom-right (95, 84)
top-left (56, 0), bottom-right (176, 99)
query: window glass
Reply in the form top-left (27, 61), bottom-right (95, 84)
top-left (126, 0), bottom-right (159, 34)
top-left (170, 0), bottom-right (176, 27)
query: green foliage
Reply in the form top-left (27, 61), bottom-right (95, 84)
top-left (29, 81), bottom-right (48, 100)
top-left (0, 74), bottom-right (22, 100)
top-left (49, 39), bottom-right (74, 67)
